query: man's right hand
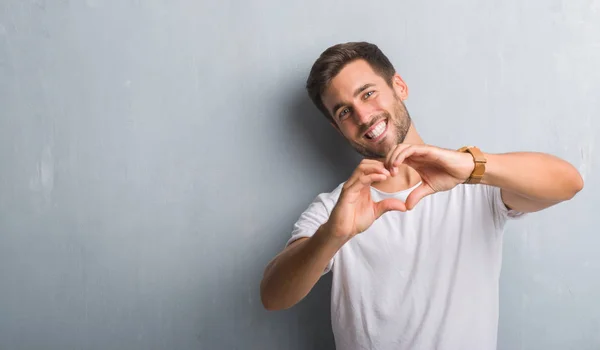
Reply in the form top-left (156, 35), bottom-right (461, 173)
top-left (325, 159), bottom-right (407, 240)
top-left (261, 159), bottom-right (407, 311)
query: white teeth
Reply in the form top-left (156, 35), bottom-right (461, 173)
top-left (366, 121), bottom-right (386, 139)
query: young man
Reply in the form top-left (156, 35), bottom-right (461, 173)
top-left (260, 42), bottom-right (583, 349)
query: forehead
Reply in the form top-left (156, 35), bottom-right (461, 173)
top-left (322, 60), bottom-right (387, 110)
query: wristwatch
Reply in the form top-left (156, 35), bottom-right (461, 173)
top-left (457, 146), bottom-right (486, 184)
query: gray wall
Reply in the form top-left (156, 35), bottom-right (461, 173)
top-left (0, 1), bottom-right (598, 349)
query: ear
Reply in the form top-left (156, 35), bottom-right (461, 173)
top-left (392, 73), bottom-right (409, 100)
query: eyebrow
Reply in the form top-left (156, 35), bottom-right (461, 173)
top-left (330, 83), bottom-right (376, 117)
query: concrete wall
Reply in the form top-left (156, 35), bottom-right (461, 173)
top-left (0, 1), bottom-right (598, 349)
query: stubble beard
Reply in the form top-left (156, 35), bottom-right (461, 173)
top-left (350, 97), bottom-right (412, 159)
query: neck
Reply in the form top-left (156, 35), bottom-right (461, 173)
top-left (373, 122), bottom-right (424, 193)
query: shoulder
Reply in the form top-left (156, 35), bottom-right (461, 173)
top-left (445, 184), bottom-right (526, 223)
top-left (307, 182), bottom-right (345, 214)
top-left (288, 182), bottom-right (345, 245)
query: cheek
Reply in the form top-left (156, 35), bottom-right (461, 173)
top-left (380, 101), bottom-right (394, 114)
top-left (338, 123), bottom-right (361, 139)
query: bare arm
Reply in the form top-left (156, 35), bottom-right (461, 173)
top-left (260, 225), bottom-right (347, 311)
top-left (384, 145), bottom-right (583, 213)
top-left (260, 159), bottom-right (406, 311)
top-left (482, 152), bottom-right (584, 213)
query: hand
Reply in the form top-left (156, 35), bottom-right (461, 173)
top-left (326, 159), bottom-right (407, 240)
top-left (385, 144), bottom-right (475, 210)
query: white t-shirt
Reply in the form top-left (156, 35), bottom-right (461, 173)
top-left (287, 182), bottom-right (524, 350)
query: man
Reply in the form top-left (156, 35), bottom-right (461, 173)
top-left (260, 42), bottom-right (583, 349)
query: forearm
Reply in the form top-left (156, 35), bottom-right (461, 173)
top-left (481, 152), bottom-right (584, 202)
top-left (260, 223), bottom-right (347, 311)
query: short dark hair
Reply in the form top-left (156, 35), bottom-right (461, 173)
top-left (306, 42), bottom-right (397, 122)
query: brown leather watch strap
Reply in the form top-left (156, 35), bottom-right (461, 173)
top-left (457, 146), bottom-right (486, 184)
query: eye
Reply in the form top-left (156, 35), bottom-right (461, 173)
top-left (363, 91), bottom-right (375, 99)
top-left (338, 107), bottom-right (350, 120)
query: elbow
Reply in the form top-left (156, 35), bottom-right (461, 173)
top-left (574, 175), bottom-right (584, 196)
top-left (563, 169), bottom-right (584, 201)
top-left (260, 273), bottom-right (282, 311)
top-left (260, 264), bottom-right (278, 311)
top-left (570, 169), bottom-right (584, 199)
top-left (261, 297), bottom-right (280, 312)
top-left (260, 282), bottom-right (283, 311)
top-left (576, 165), bottom-right (585, 189)
top-left (260, 296), bottom-right (273, 311)
top-left (260, 275), bottom-right (295, 311)
top-left (260, 282), bottom-right (275, 311)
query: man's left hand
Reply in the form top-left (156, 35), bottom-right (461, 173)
top-left (384, 144), bottom-right (475, 210)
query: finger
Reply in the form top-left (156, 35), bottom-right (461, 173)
top-left (405, 183), bottom-right (436, 210)
top-left (385, 145), bottom-right (400, 169)
top-left (402, 156), bottom-right (425, 170)
top-left (385, 144), bottom-right (410, 174)
top-left (347, 163), bottom-right (390, 188)
top-left (385, 147), bottom-right (403, 175)
top-left (392, 145), bottom-right (434, 168)
top-left (345, 173), bottom-right (388, 194)
top-left (360, 158), bottom-right (386, 166)
top-left (358, 173), bottom-right (388, 185)
top-left (346, 162), bottom-right (391, 187)
top-left (374, 198), bottom-right (407, 218)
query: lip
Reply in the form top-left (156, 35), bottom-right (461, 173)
top-left (363, 119), bottom-right (388, 143)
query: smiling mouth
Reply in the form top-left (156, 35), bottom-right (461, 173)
top-left (364, 119), bottom-right (388, 141)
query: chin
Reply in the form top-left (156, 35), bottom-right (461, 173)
top-left (377, 135), bottom-right (398, 152)
top-left (353, 138), bottom-right (394, 159)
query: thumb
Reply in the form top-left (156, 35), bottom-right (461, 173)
top-left (374, 198), bottom-right (407, 219)
top-left (405, 183), bottom-right (435, 210)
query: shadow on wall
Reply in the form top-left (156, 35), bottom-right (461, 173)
top-left (195, 261), bottom-right (335, 349)
top-left (287, 87), bottom-right (361, 184)
top-left (195, 89), bottom-right (356, 349)
top-left (274, 89), bottom-right (361, 348)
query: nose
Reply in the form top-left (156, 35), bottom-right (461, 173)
top-left (353, 103), bottom-right (374, 125)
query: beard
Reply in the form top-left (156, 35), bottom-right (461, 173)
top-left (349, 95), bottom-right (412, 159)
